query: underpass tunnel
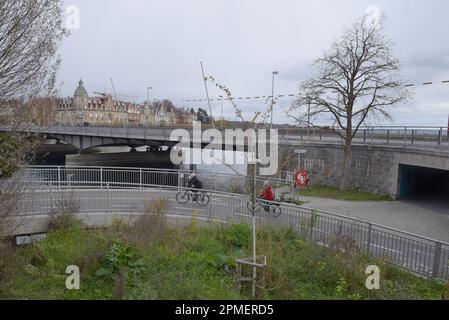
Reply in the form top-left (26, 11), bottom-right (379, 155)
top-left (398, 164), bottom-right (449, 204)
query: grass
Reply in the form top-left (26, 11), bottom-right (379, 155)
top-left (1, 212), bottom-right (446, 300)
top-left (299, 185), bottom-right (394, 201)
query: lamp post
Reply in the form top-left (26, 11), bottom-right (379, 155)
top-left (146, 86), bottom-right (153, 104)
top-left (218, 95), bottom-right (224, 129)
top-left (270, 71), bottom-right (279, 129)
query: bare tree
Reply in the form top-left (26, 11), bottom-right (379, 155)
top-left (0, 0), bottom-right (66, 101)
top-left (289, 15), bottom-right (409, 191)
top-left (0, 0), bottom-right (67, 236)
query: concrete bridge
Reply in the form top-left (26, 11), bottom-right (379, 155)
top-left (1, 124), bottom-right (448, 151)
top-left (0, 124), bottom-right (267, 150)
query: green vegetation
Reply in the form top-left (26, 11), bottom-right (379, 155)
top-left (299, 185), bottom-right (394, 202)
top-left (1, 208), bottom-right (445, 300)
top-left (0, 133), bottom-right (20, 179)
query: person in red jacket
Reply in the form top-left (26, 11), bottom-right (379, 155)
top-left (260, 181), bottom-right (274, 201)
top-left (259, 181), bottom-right (275, 212)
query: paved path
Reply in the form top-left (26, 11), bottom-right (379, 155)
top-left (296, 196), bottom-right (449, 243)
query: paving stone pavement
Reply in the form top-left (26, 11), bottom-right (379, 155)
top-left (295, 195), bottom-right (449, 243)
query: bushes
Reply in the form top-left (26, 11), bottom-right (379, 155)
top-left (95, 241), bottom-right (146, 300)
top-left (223, 224), bottom-right (251, 249)
top-left (0, 133), bottom-right (20, 179)
top-left (48, 193), bottom-right (82, 231)
top-left (113, 198), bottom-right (168, 253)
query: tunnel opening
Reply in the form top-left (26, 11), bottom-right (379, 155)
top-left (398, 164), bottom-right (449, 205)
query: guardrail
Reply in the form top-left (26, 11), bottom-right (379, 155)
top-left (282, 126), bottom-right (449, 149)
top-left (22, 166), bottom-right (293, 196)
top-left (13, 177), bottom-right (449, 281)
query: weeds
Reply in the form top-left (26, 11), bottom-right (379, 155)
top-left (0, 222), bottom-right (445, 300)
top-left (116, 198), bottom-right (167, 252)
top-left (48, 193), bottom-right (82, 231)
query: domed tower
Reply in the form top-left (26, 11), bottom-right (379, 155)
top-left (73, 79), bottom-right (88, 110)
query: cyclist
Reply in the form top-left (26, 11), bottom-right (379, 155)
top-left (259, 180), bottom-right (274, 212)
top-left (186, 172), bottom-right (203, 201)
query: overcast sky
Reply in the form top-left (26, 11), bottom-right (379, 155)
top-left (58, 0), bottom-right (449, 126)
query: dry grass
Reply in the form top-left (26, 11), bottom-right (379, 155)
top-left (48, 192), bottom-right (82, 230)
top-left (113, 198), bottom-right (168, 252)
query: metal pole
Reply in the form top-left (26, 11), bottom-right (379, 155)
top-left (307, 101), bottom-right (311, 127)
top-left (49, 182), bottom-right (53, 213)
top-left (252, 158), bottom-right (257, 298)
top-left (106, 183), bottom-right (110, 213)
top-left (432, 241), bottom-right (442, 278)
top-left (366, 223), bottom-right (372, 252)
top-left (139, 168), bottom-right (142, 190)
top-left (270, 71), bottom-right (279, 129)
top-left (58, 166), bottom-right (61, 188)
top-left (200, 61), bottom-right (215, 128)
top-left (221, 96), bottom-right (224, 129)
top-left (146, 86), bottom-right (154, 115)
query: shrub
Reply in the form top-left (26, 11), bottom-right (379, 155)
top-left (118, 198), bottom-right (168, 251)
top-left (48, 193), bottom-right (82, 231)
top-left (95, 241), bottom-right (146, 299)
top-left (51, 193), bottom-right (81, 215)
top-left (224, 224), bottom-right (251, 249)
top-left (48, 213), bottom-right (82, 231)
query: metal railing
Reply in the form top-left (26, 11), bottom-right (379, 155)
top-left (12, 172), bottom-right (449, 281)
top-left (281, 126), bottom-right (449, 149)
top-left (22, 166), bottom-right (293, 195)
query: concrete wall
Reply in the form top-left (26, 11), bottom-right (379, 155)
top-left (7, 212), bottom-right (227, 238)
top-left (278, 142), bottom-right (449, 197)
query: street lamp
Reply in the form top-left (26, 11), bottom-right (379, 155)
top-left (146, 86), bottom-right (154, 104)
top-left (270, 71), bottom-right (279, 129)
top-left (218, 95), bottom-right (224, 129)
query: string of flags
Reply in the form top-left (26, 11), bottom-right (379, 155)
top-left (182, 79), bottom-right (449, 103)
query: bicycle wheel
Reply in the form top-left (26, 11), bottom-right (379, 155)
top-left (197, 193), bottom-right (210, 206)
top-left (176, 191), bottom-right (190, 204)
top-left (270, 204), bottom-right (282, 217)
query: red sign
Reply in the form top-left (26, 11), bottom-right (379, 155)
top-left (294, 170), bottom-right (309, 191)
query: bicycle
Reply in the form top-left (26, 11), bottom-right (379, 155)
top-left (176, 188), bottom-right (210, 206)
top-left (247, 198), bottom-right (282, 217)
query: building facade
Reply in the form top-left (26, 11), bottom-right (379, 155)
top-left (56, 80), bottom-right (196, 127)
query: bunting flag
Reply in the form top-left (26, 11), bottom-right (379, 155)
top-left (182, 79), bottom-right (449, 103)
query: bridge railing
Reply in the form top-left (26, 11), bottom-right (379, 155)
top-left (14, 181), bottom-right (449, 281)
top-left (281, 126), bottom-right (449, 148)
top-left (22, 166), bottom-right (294, 196)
